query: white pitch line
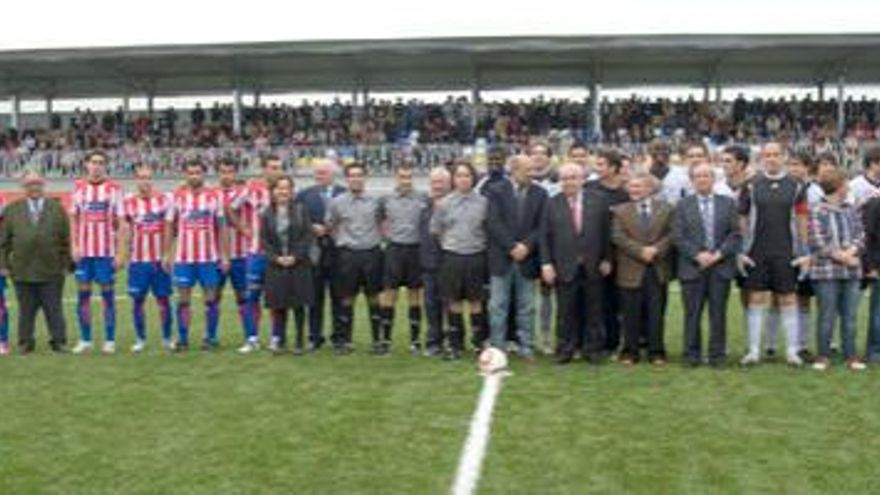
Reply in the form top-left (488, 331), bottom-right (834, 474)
top-left (452, 372), bottom-right (507, 495)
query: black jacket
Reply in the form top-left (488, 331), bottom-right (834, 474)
top-left (540, 189), bottom-right (611, 283)
top-left (485, 179), bottom-right (548, 278)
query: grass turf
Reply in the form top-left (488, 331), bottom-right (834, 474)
top-left (1, 279), bottom-right (879, 494)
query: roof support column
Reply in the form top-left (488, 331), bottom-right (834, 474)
top-left (817, 81), bottom-right (825, 102)
top-left (714, 81), bottom-right (722, 103)
top-left (233, 87), bottom-right (243, 137)
top-left (837, 74), bottom-right (846, 139)
top-left (146, 93), bottom-right (154, 118)
top-left (46, 95), bottom-right (54, 128)
top-left (362, 87), bottom-right (370, 107)
top-left (351, 88), bottom-right (359, 106)
top-left (589, 82), bottom-right (602, 142)
top-left (9, 94), bottom-right (20, 130)
top-left (254, 89), bottom-right (261, 108)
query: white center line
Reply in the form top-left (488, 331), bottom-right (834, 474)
top-left (452, 371), bottom-right (507, 495)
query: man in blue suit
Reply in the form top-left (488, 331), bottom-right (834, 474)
top-left (296, 159), bottom-right (346, 351)
top-left (672, 163), bottom-right (742, 367)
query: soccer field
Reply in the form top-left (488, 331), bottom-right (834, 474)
top-left (1, 280), bottom-right (879, 494)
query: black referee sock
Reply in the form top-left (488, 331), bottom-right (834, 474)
top-left (408, 307), bottom-right (422, 343)
top-left (339, 305), bottom-right (354, 345)
top-left (368, 303), bottom-right (382, 343)
top-left (447, 311), bottom-right (465, 351)
top-left (383, 307), bottom-right (396, 342)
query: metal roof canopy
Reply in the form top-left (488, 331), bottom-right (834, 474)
top-left (1, 34), bottom-right (879, 99)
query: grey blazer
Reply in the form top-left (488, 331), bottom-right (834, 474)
top-left (672, 194), bottom-right (742, 281)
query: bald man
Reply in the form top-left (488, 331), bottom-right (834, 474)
top-left (738, 142), bottom-right (810, 367)
top-left (296, 159), bottom-right (346, 351)
top-left (540, 163), bottom-right (611, 364)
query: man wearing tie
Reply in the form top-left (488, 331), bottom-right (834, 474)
top-left (672, 163), bottom-right (742, 367)
top-left (612, 170), bottom-right (673, 366)
top-left (296, 159), bottom-right (346, 351)
top-left (540, 163), bottom-right (612, 364)
top-left (0, 170), bottom-right (72, 354)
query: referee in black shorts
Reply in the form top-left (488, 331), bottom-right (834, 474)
top-left (325, 163), bottom-right (384, 355)
top-left (378, 164), bottom-right (430, 355)
top-left (430, 162), bottom-right (489, 360)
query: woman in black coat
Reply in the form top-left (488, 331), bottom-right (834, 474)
top-left (260, 175), bottom-right (316, 354)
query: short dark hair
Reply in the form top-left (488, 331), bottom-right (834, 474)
top-left (262, 154), bottom-right (282, 168)
top-left (723, 145), bottom-right (749, 165)
top-left (864, 145), bottom-right (880, 170)
top-left (816, 151), bottom-right (839, 168)
top-left (790, 150), bottom-right (816, 175)
top-left (597, 148), bottom-right (622, 173)
top-left (85, 149), bottom-right (108, 162)
top-left (344, 163), bottom-right (366, 177)
top-left (218, 157), bottom-right (238, 169)
top-left (186, 159), bottom-right (207, 172)
top-left (568, 142), bottom-right (588, 155)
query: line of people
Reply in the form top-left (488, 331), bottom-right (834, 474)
top-left (2, 141), bottom-right (880, 373)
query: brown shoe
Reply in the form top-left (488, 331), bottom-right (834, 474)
top-left (651, 357), bottom-right (667, 367)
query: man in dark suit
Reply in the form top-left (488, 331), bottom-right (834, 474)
top-left (540, 162), bottom-right (612, 364)
top-left (296, 159), bottom-right (346, 351)
top-left (672, 163), bottom-right (742, 367)
top-left (612, 170), bottom-right (674, 366)
top-left (0, 170), bottom-right (72, 354)
top-left (486, 155), bottom-right (547, 358)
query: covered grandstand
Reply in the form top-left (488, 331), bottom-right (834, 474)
top-left (2, 34), bottom-right (880, 176)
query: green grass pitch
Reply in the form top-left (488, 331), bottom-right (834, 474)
top-left (1, 278), bottom-right (878, 494)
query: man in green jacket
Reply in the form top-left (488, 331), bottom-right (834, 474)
top-left (0, 170), bottom-right (72, 354)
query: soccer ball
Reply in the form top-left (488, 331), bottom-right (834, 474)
top-left (478, 347), bottom-right (508, 374)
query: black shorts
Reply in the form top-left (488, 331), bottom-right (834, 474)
top-left (334, 247), bottom-right (384, 299)
top-left (743, 254), bottom-right (799, 294)
top-left (796, 279), bottom-right (814, 298)
top-left (438, 251), bottom-right (487, 302)
top-left (383, 243), bottom-right (422, 290)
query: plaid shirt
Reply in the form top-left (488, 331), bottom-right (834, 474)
top-left (808, 199), bottom-right (864, 280)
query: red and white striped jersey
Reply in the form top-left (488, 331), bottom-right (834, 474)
top-left (220, 184), bottom-right (249, 260)
top-left (230, 178), bottom-right (272, 255)
top-left (167, 186), bottom-right (226, 264)
top-left (121, 192), bottom-right (172, 263)
top-left (0, 194), bottom-right (7, 219)
top-left (70, 179), bottom-right (123, 258)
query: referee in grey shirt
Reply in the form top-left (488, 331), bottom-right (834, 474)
top-left (430, 162), bottom-right (489, 360)
top-left (378, 164), bottom-right (430, 355)
top-left (325, 163), bottom-right (384, 355)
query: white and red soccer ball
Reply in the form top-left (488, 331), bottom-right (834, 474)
top-left (478, 347), bottom-right (508, 374)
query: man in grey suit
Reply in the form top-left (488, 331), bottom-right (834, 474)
top-left (672, 163), bottom-right (742, 367)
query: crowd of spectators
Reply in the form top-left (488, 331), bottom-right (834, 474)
top-left (0, 94), bottom-right (878, 176)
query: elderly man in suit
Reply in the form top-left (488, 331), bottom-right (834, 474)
top-left (486, 155), bottom-right (548, 358)
top-left (672, 163), bottom-right (742, 367)
top-left (612, 170), bottom-right (674, 366)
top-left (0, 170), bottom-right (72, 354)
top-left (540, 162), bottom-right (612, 364)
top-left (296, 159), bottom-right (346, 351)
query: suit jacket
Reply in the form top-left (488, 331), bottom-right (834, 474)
top-left (485, 179), bottom-right (548, 278)
top-left (296, 183), bottom-right (346, 269)
top-left (672, 194), bottom-right (742, 281)
top-left (0, 197), bottom-right (72, 283)
top-left (611, 198), bottom-right (673, 288)
top-left (540, 189), bottom-right (611, 283)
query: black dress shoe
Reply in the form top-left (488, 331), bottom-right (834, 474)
top-left (50, 345), bottom-right (68, 354)
top-left (555, 354), bottom-right (573, 365)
